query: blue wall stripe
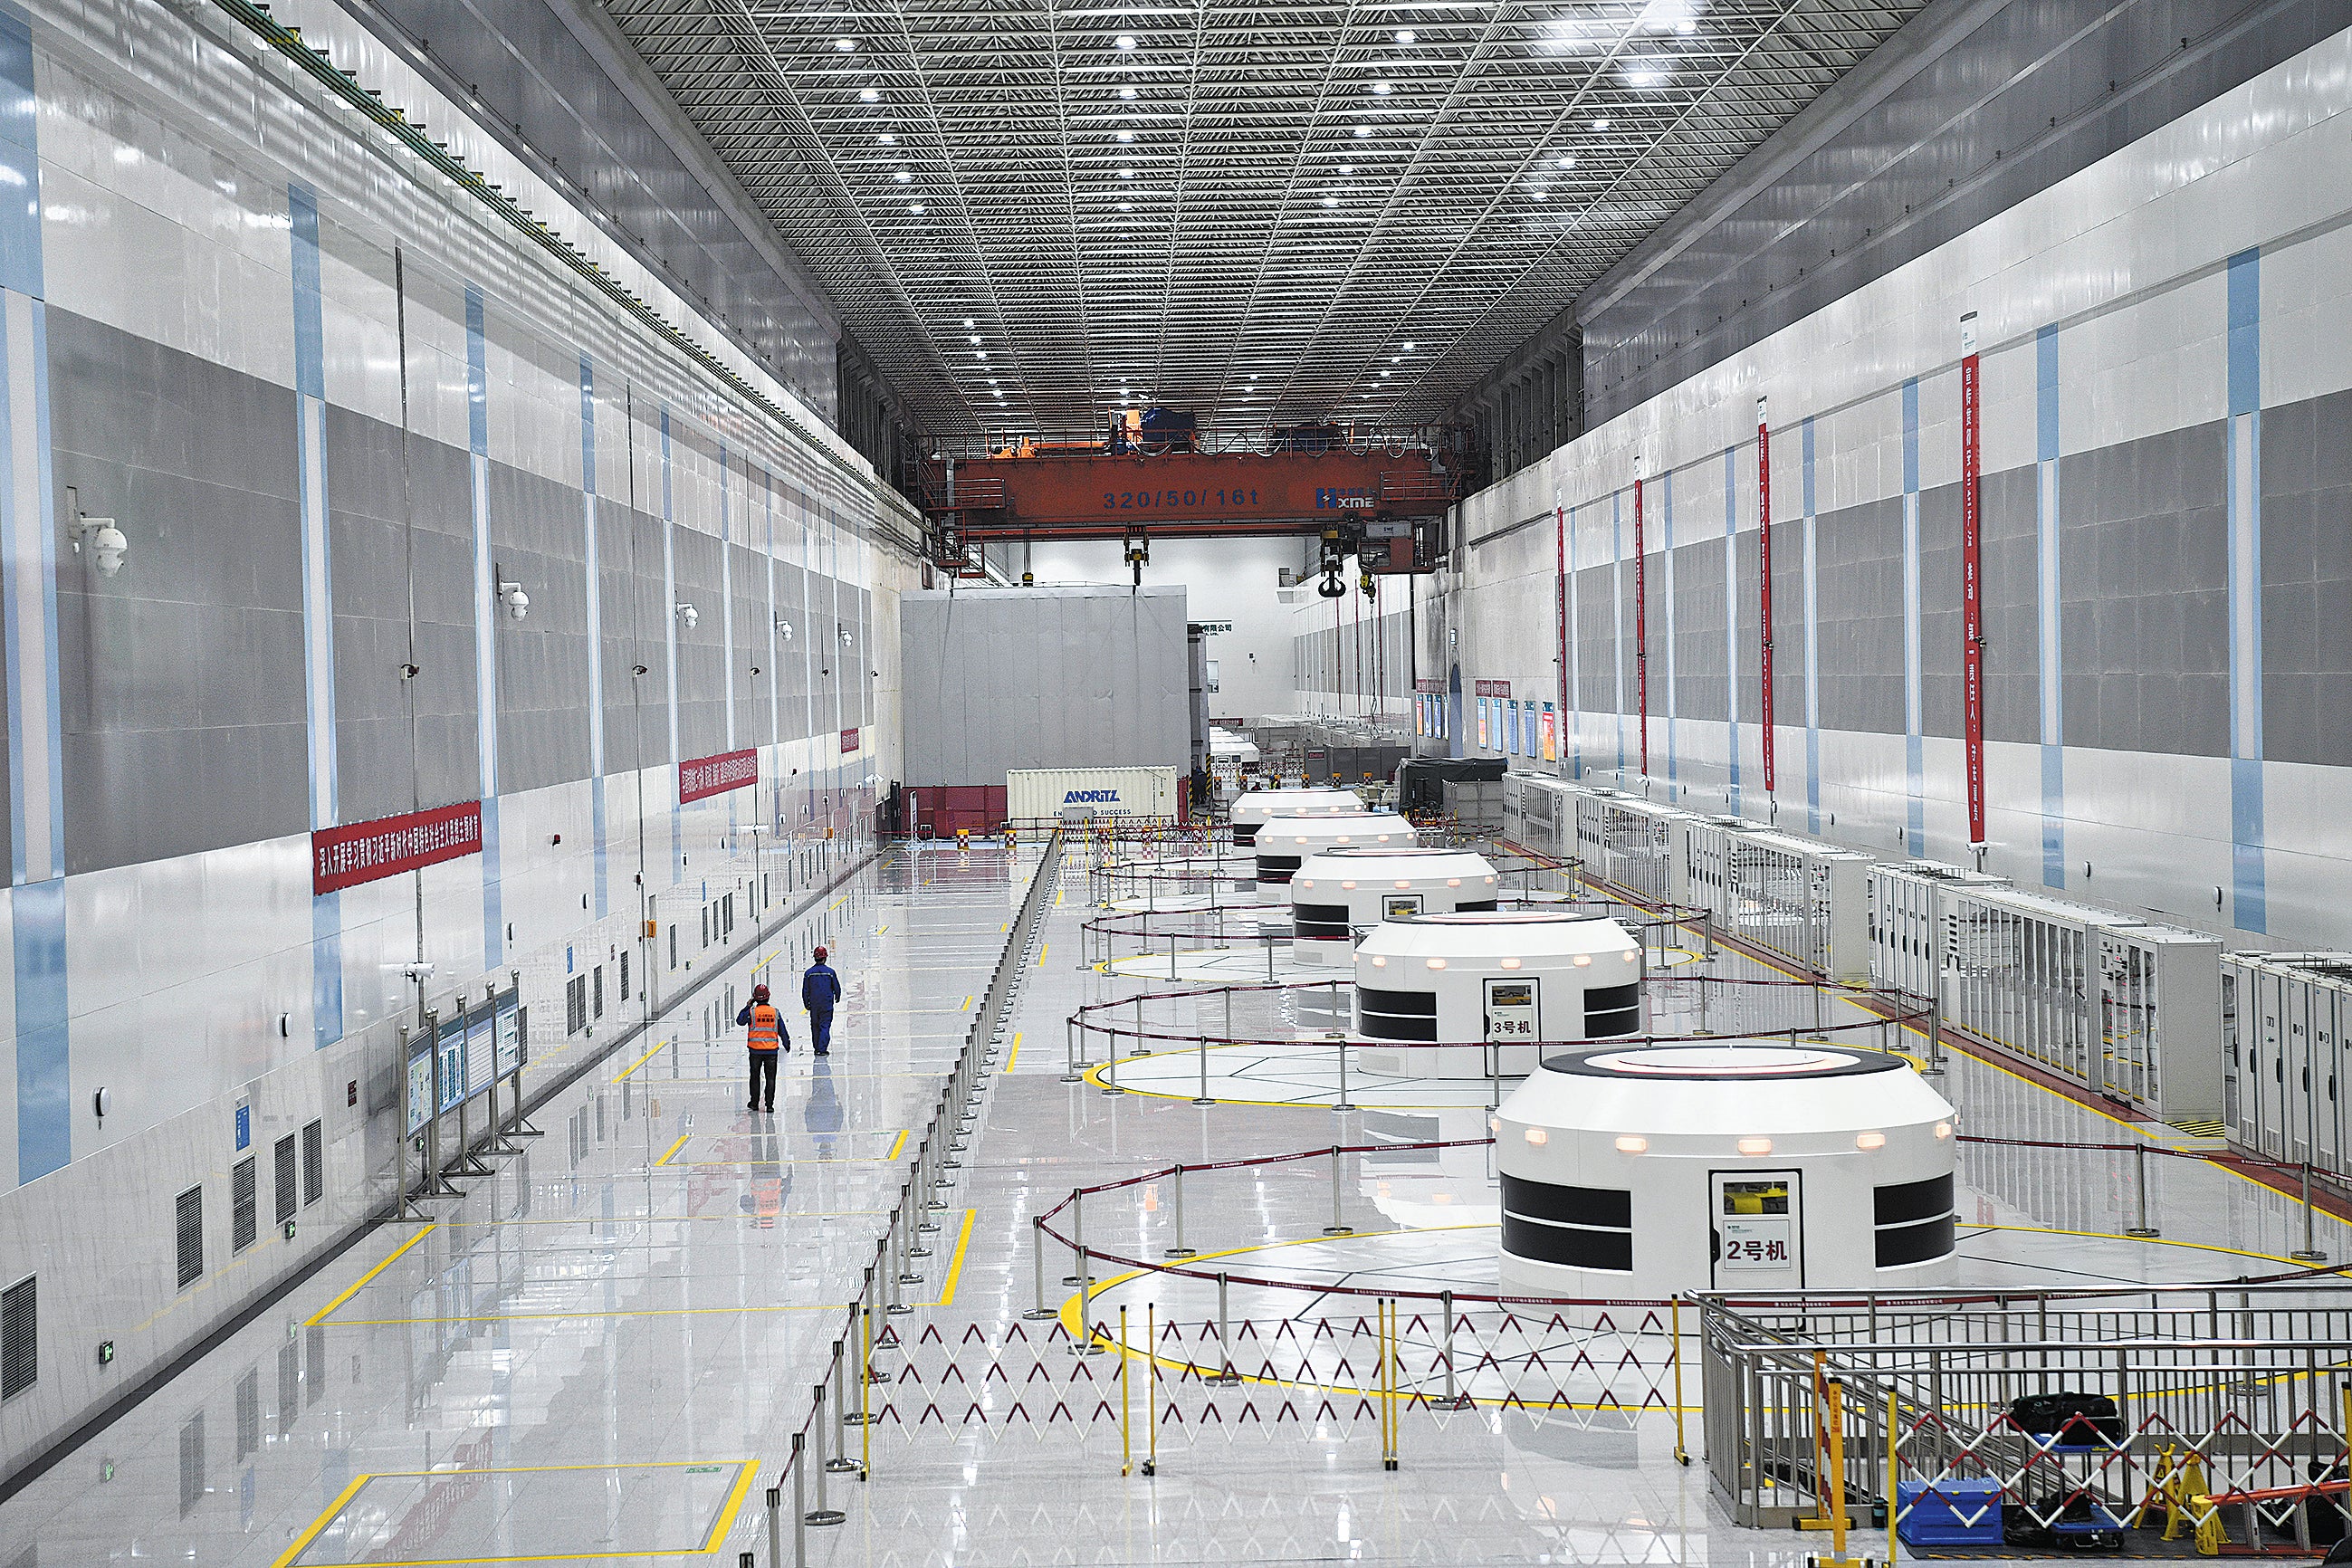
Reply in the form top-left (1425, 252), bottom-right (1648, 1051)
top-left (1723, 448), bottom-right (1740, 814)
top-left (2035, 324), bottom-right (2066, 888)
top-left (2226, 247), bottom-right (2266, 932)
top-left (1567, 500), bottom-right (1582, 779)
top-left (464, 285), bottom-right (501, 969)
top-left (0, 13), bottom-right (67, 1178)
top-left (14, 877), bottom-right (64, 1182)
top-left (1661, 470), bottom-right (1677, 798)
top-left (1900, 378), bottom-right (1925, 854)
top-left (580, 353), bottom-right (607, 922)
top-left (1611, 490), bottom-right (1625, 778)
top-left (1802, 416), bottom-right (1821, 836)
top-left (661, 410), bottom-right (682, 884)
top-left (719, 443), bottom-right (735, 750)
top-left (291, 185), bottom-right (341, 1047)
top-left (0, 4), bottom-right (41, 301)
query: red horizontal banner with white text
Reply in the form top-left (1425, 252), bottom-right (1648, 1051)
top-left (1473, 679), bottom-right (1511, 697)
top-left (680, 748), bottom-right (760, 803)
top-left (312, 801), bottom-right (483, 894)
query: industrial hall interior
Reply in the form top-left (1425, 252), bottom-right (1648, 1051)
top-left (11, 0), bottom-right (2352, 1564)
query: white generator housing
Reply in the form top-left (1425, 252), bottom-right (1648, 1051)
top-left (1252, 813), bottom-right (1416, 903)
top-left (1496, 1042), bottom-right (1959, 1299)
top-left (1229, 787), bottom-right (1364, 846)
top-left (1289, 847), bottom-right (1501, 964)
top-left (1352, 910), bottom-right (1644, 1077)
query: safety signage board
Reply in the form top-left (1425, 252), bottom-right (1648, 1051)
top-left (680, 748), bottom-right (758, 803)
top-left (312, 801), bottom-right (483, 894)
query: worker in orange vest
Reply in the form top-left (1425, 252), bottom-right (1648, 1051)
top-left (735, 982), bottom-right (789, 1112)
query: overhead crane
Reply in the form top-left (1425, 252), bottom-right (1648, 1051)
top-left (918, 427), bottom-right (1459, 594)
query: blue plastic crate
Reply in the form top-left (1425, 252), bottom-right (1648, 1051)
top-left (1897, 1478), bottom-right (2004, 1546)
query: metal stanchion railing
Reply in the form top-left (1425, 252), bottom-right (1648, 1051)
top-left (1324, 1145), bottom-right (1352, 1235)
top-left (2127, 1142), bottom-right (2160, 1238)
top-left (1167, 1165), bottom-right (1195, 1258)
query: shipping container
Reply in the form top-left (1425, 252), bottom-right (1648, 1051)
top-left (1007, 766), bottom-right (1181, 824)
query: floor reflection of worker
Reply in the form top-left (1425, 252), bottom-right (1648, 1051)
top-left (804, 1057), bottom-right (843, 1160)
top-left (742, 1128), bottom-right (787, 1229)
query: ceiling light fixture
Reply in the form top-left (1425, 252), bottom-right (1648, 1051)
top-left (1353, 126), bottom-right (1370, 138)
top-left (1394, 28), bottom-right (1415, 43)
top-left (1591, 116), bottom-right (1610, 129)
top-left (1119, 85), bottom-right (1138, 100)
top-left (1114, 33), bottom-right (1136, 49)
top-left (1372, 81), bottom-right (1392, 96)
top-left (859, 88), bottom-right (880, 103)
top-left (877, 132), bottom-right (897, 145)
top-left (1115, 129), bottom-right (1135, 142)
top-left (833, 36), bottom-right (856, 51)
top-left (893, 170), bottom-right (911, 183)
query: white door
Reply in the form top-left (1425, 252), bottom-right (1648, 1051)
top-left (1482, 977), bottom-right (1539, 1044)
top-left (1710, 1170), bottom-right (1804, 1288)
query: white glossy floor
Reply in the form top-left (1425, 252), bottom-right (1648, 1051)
top-left (3, 839), bottom-right (2346, 1567)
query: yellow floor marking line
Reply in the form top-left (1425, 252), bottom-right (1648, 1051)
top-left (704, 1460), bottom-right (760, 1553)
top-left (1038, 942), bottom-right (1048, 960)
top-left (614, 1039), bottom-right (672, 1081)
top-left (887, 1129), bottom-right (909, 1161)
top-left (655, 1133), bottom-right (690, 1166)
top-left (271, 1460), bottom-right (759, 1568)
top-left (269, 1472), bottom-right (369, 1568)
top-left (1004, 1031), bottom-right (1023, 1072)
top-left (936, 1209), bottom-right (978, 1305)
top-left (305, 1224), bottom-right (439, 1327)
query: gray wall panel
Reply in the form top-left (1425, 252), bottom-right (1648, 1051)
top-left (597, 501), bottom-right (655, 774)
top-left (2262, 387), bottom-right (2352, 767)
top-left (670, 526), bottom-right (727, 760)
top-left (897, 587), bottom-right (1188, 788)
top-left (489, 460), bottom-right (594, 795)
top-left (48, 310), bottom-right (310, 870)
top-left (1671, 538), bottom-right (1726, 725)
top-left (1919, 483), bottom-right (1962, 741)
top-left (2058, 419), bottom-right (2229, 758)
top-left (1979, 464), bottom-right (2041, 746)
top-left (1815, 495), bottom-right (1906, 736)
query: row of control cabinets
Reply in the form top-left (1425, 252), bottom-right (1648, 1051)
top-left (1871, 862), bottom-right (2223, 1122)
top-left (1499, 770), bottom-right (2231, 1123)
top-left (1498, 773), bottom-right (1871, 982)
top-left (2224, 952), bottom-right (2352, 1176)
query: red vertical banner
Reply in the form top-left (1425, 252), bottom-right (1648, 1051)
top-left (1633, 467), bottom-right (1649, 777)
top-left (1959, 311), bottom-right (1987, 846)
top-left (1757, 397), bottom-right (1775, 795)
top-left (1554, 502), bottom-right (1569, 772)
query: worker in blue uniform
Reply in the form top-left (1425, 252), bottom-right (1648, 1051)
top-left (803, 946), bottom-right (844, 1056)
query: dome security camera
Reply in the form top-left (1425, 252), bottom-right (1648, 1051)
top-left (675, 602), bottom-right (699, 629)
top-left (91, 522), bottom-right (128, 577)
top-left (501, 581), bottom-right (530, 620)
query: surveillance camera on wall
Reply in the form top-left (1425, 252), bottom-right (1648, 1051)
top-left (675, 602), bottom-right (699, 629)
top-left (401, 961), bottom-right (435, 984)
top-left (500, 580), bottom-right (530, 620)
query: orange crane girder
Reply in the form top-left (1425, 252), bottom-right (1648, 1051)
top-left (922, 448), bottom-right (1453, 540)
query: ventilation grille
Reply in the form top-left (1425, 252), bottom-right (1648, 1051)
top-left (176, 1186), bottom-right (205, 1288)
top-left (1, 1275), bottom-right (34, 1400)
top-left (273, 1134), bottom-right (298, 1225)
top-left (232, 1157), bottom-right (257, 1254)
top-left (302, 1120), bottom-right (324, 1206)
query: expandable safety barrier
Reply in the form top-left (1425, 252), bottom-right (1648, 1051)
top-left (1699, 1280), bottom-right (2352, 1549)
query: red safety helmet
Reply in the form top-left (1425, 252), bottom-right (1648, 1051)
top-left (751, 983), bottom-right (770, 1003)
top-left (813, 946), bottom-right (828, 961)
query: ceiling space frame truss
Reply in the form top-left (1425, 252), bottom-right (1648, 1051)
top-left (603, 0), bottom-right (1927, 440)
